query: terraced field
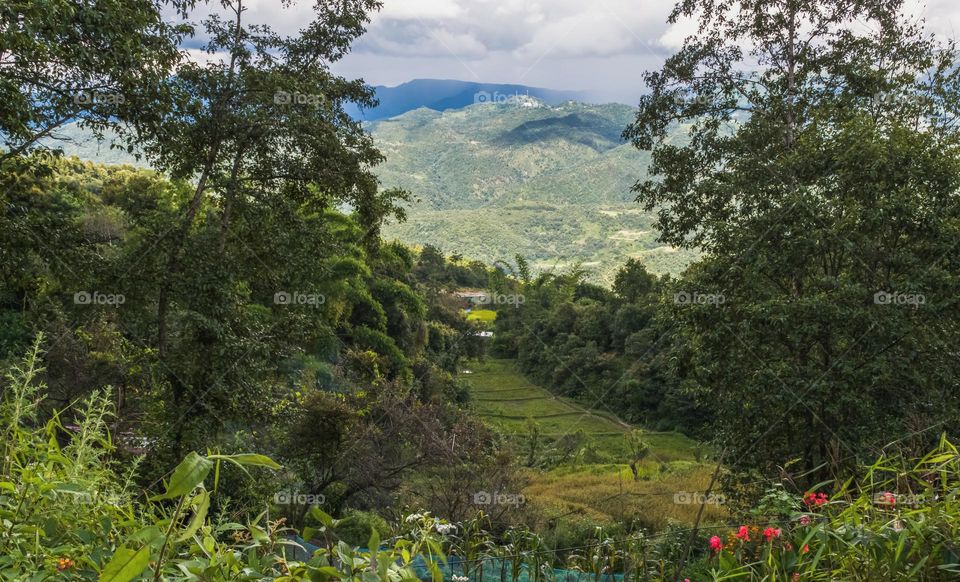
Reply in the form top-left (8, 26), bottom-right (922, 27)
top-left (464, 359), bottom-right (725, 530)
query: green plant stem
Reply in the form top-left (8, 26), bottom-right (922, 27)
top-left (153, 495), bottom-right (186, 581)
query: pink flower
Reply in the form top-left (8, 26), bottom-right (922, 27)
top-left (799, 515), bottom-right (811, 526)
top-left (875, 491), bottom-right (896, 506)
top-left (763, 527), bottom-right (781, 542)
top-left (709, 535), bottom-right (723, 553)
top-left (735, 525), bottom-right (750, 541)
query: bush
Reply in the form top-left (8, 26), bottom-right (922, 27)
top-left (336, 509), bottom-right (392, 548)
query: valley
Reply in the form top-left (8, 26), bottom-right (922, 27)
top-left (464, 359), bottom-right (723, 531)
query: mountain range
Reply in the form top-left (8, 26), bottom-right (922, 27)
top-left (345, 79), bottom-right (589, 121)
top-left (40, 80), bottom-right (696, 282)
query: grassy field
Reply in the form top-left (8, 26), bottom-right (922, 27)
top-left (465, 309), bottom-right (497, 323)
top-left (464, 359), bottom-right (725, 530)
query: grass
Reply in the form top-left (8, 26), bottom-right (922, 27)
top-left (465, 309), bottom-right (497, 323)
top-left (464, 358), bottom-right (725, 530)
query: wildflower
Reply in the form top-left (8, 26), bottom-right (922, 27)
top-left (875, 491), bottom-right (896, 506)
top-left (709, 535), bottom-right (723, 553)
top-left (405, 513), bottom-right (424, 523)
top-left (435, 523), bottom-right (457, 535)
top-left (784, 542), bottom-right (793, 551)
top-left (799, 515), bottom-right (811, 526)
top-left (232, 530), bottom-right (251, 544)
top-left (763, 527), bottom-right (781, 542)
top-left (803, 492), bottom-right (828, 508)
top-left (802, 544), bottom-right (810, 554)
top-left (57, 557), bottom-right (75, 572)
top-left (892, 520), bottom-right (904, 532)
top-left (453, 576), bottom-right (469, 582)
top-left (735, 525), bottom-right (750, 541)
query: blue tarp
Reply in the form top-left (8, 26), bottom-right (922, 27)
top-left (284, 537), bottom-right (627, 582)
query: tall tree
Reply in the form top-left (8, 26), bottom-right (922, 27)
top-left (625, 0), bottom-right (960, 484)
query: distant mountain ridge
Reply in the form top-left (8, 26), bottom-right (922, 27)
top-left (43, 94), bottom-right (697, 282)
top-left (346, 79), bottom-right (590, 121)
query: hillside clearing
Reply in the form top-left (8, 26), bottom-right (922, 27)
top-left (465, 359), bottom-right (724, 529)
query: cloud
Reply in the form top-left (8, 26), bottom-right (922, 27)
top-left (355, 0), bottom-right (675, 60)
top-left (380, 0), bottom-right (465, 21)
top-left (171, 0), bottom-right (960, 104)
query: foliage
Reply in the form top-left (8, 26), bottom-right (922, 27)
top-left (0, 0), bottom-right (191, 161)
top-left (54, 103), bottom-right (699, 281)
top-left (493, 260), bottom-right (710, 435)
top-left (624, 0), bottom-right (960, 484)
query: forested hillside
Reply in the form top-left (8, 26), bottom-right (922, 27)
top-left (374, 102), bottom-right (698, 280)
top-left (50, 102), bottom-right (699, 281)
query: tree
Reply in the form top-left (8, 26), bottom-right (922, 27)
top-left (613, 259), bottom-right (657, 302)
top-left (0, 0), bottom-right (191, 162)
top-left (625, 429), bottom-right (651, 481)
top-left (625, 0), bottom-right (960, 484)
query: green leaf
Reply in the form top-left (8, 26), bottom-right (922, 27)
top-left (98, 545), bottom-right (152, 582)
top-left (309, 507), bottom-right (334, 527)
top-left (368, 527), bottom-right (380, 553)
top-left (208, 453), bottom-right (281, 470)
top-left (153, 452), bottom-right (213, 500)
top-left (175, 489), bottom-right (211, 542)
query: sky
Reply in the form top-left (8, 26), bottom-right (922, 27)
top-left (181, 0), bottom-right (960, 105)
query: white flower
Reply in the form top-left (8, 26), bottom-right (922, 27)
top-left (405, 513), bottom-right (424, 523)
top-left (435, 523), bottom-right (457, 535)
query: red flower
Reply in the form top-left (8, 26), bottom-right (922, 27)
top-left (803, 492), bottom-right (828, 508)
top-left (802, 544), bottom-right (810, 554)
top-left (735, 525), bottom-right (750, 541)
top-left (763, 527), bottom-right (781, 542)
top-left (709, 535), bottom-right (723, 553)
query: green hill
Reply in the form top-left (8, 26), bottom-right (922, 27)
top-left (373, 101), bottom-right (698, 281)
top-left (45, 101), bottom-right (698, 282)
